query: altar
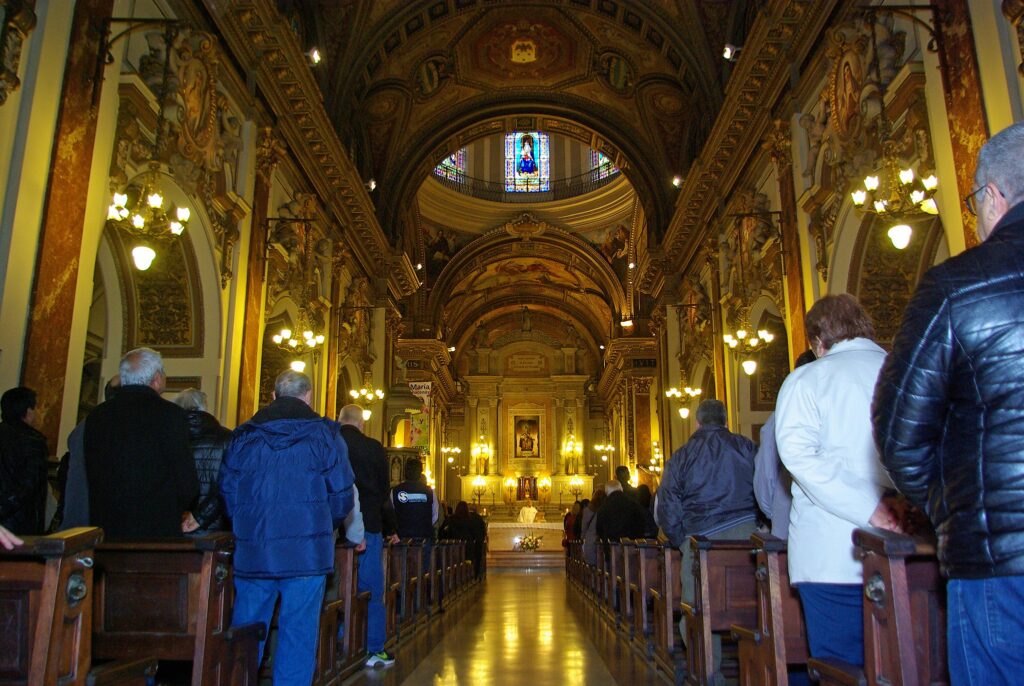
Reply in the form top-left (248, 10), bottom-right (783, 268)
top-left (487, 522), bottom-right (563, 551)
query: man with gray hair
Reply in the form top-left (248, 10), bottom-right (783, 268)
top-left (874, 121), bottom-right (1024, 682)
top-left (84, 348), bottom-right (197, 539)
top-left (656, 398), bottom-right (758, 686)
top-left (337, 403), bottom-right (398, 668)
top-left (221, 369), bottom-right (355, 684)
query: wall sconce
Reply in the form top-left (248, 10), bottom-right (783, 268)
top-left (722, 43), bottom-right (741, 61)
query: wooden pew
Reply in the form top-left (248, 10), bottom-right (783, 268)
top-left (91, 534), bottom-right (264, 686)
top-left (382, 543), bottom-right (400, 644)
top-left (630, 539), bottom-right (662, 657)
top-left (405, 539), bottom-right (426, 625)
top-left (681, 536), bottom-right (758, 686)
top-left (0, 527), bottom-right (156, 686)
top-left (603, 540), bottom-right (622, 621)
top-left (315, 541), bottom-right (368, 683)
top-left (616, 540), bottom-right (635, 634)
top-left (731, 533), bottom-right (808, 686)
top-left (651, 544), bottom-right (682, 674)
top-left (808, 528), bottom-right (947, 686)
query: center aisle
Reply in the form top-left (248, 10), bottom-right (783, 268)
top-left (343, 569), bottom-right (659, 686)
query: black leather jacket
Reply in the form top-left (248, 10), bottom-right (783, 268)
top-left (185, 410), bottom-right (231, 534)
top-left (874, 202), bottom-right (1024, 579)
top-left (0, 419), bottom-right (48, 535)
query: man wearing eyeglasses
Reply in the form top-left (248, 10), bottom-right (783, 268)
top-left (873, 122), bottom-right (1024, 685)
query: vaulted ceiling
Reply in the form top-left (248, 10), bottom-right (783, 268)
top-left (302, 0), bottom-right (760, 243)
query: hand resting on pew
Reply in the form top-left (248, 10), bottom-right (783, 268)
top-left (181, 511), bottom-right (200, 533)
top-left (867, 497), bottom-right (906, 534)
top-left (0, 523), bottom-right (23, 549)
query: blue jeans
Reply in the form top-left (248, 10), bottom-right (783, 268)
top-left (796, 583), bottom-right (864, 667)
top-left (232, 575), bottom-right (326, 686)
top-left (948, 576), bottom-right (1024, 685)
top-left (358, 533), bottom-right (386, 653)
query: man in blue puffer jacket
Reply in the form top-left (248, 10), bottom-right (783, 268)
top-left (220, 369), bottom-right (355, 686)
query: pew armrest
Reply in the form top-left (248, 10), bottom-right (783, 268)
top-left (86, 658), bottom-right (159, 686)
top-left (808, 657), bottom-right (867, 686)
top-left (730, 624), bottom-right (760, 644)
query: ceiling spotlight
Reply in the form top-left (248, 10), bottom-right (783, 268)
top-left (599, 344), bottom-right (606, 350)
top-left (722, 44), bottom-right (741, 61)
top-left (308, 48), bottom-right (322, 65)
top-left (366, 179), bottom-right (377, 191)
top-left (448, 346), bottom-right (456, 352)
top-left (628, 262), bottom-right (635, 269)
top-left (671, 176), bottom-right (683, 188)
top-left (415, 263), bottom-right (423, 270)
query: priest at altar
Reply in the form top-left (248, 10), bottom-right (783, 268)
top-left (518, 499), bottom-right (538, 523)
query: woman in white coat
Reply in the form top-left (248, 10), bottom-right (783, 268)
top-left (775, 294), bottom-right (902, 667)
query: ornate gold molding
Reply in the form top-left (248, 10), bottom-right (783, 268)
top-left (0, 0), bottom-right (36, 107)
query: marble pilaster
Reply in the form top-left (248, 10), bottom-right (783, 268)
top-left (21, 0), bottom-right (112, 452)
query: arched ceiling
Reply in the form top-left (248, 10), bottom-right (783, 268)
top-left (309, 0), bottom-right (761, 243)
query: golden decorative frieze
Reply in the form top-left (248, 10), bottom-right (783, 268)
top-left (0, 0), bottom-right (35, 107)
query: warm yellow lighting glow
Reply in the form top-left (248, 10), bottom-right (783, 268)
top-left (309, 48), bottom-right (322, 64)
top-left (910, 190), bottom-right (926, 205)
top-left (741, 359), bottom-right (758, 375)
top-left (621, 319), bottom-right (633, 327)
top-left (131, 245), bottom-right (156, 270)
top-left (736, 329), bottom-right (747, 339)
top-left (315, 334), bottom-right (325, 344)
top-left (665, 387), bottom-right (682, 398)
top-left (272, 334), bottom-right (282, 344)
top-left (169, 221), bottom-right (184, 235)
top-left (864, 176), bottom-right (880, 191)
top-left (678, 407), bottom-right (690, 419)
top-left (362, 409), bottom-right (372, 421)
top-left (899, 168), bottom-right (915, 185)
top-left (672, 175), bottom-right (682, 188)
top-left (920, 198), bottom-right (939, 215)
top-left (280, 328), bottom-right (292, 339)
top-left (289, 360), bottom-right (306, 373)
top-left (472, 476), bottom-right (486, 488)
top-left (131, 214), bottom-right (146, 229)
top-left (146, 192), bottom-right (163, 209)
top-left (107, 204), bottom-right (121, 221)
top-left (851, 189), bottom-right (867, 206)
top-left (922, 175), bottom-right (938, 191)
top-left (113, 192), bottom-right (128, 208)
top-left (888, 224), bottom-right (912, 250)
top-left (176, 206), bottom-right (190, 222)
top-left (873, 200), bottom-right (888, 213)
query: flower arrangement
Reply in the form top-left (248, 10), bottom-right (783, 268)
top-left (514, 533), bottom-right (543, 551)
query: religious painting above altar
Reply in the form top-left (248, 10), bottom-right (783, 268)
top-left (514, 415), bottom-right (540, 458)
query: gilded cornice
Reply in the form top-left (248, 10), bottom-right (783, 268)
top-left (203, 0), bottom-right (391, 283)
top-left (388, 251), bottom-right (420, 299)
top-left (396, 338), bottom-right (456, 401)
top-left (644, 0), bottom-right (841, 293)
top-left (596, 337), bottom-right (658, 400)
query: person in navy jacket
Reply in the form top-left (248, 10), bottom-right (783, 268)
top-left (221, 369), bottom-right (355, 686)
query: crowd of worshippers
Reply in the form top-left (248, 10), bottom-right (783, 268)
top-left (0, 357), bottom-right (480, 682)
top-left (4, 122), bottom-right (1024, 686)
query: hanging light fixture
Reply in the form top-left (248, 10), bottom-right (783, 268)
top-left (723, 318), bottom-right (775, 376)
top-left (848, 14), bottom-right (938, 250)
top-left (105, 24), bottom-right (191, 270)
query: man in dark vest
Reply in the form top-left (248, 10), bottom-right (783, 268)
top-left (389, 458), bottom-right (438, 575)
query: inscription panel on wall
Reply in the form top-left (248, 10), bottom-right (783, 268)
top-left (505, 353), bottom-right (548, 376)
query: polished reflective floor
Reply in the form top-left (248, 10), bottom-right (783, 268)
top-left (344, 569), bottom-right (663, 686)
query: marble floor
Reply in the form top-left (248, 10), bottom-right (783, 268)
top-left (342, 569), bottom-right (664, 686)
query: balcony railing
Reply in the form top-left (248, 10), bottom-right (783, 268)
top-left (431, 163), bottom-right (621, 203)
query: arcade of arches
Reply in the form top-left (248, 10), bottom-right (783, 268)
top-left (0, 0), bottom-right (1021, 680)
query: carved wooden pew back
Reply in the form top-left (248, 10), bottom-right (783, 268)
top-left (681, 536), bottom-right (758, 686)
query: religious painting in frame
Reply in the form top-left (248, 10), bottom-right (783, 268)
top-left (513, 415), bottom-right (540, 459)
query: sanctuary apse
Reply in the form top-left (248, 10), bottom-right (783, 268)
top-left (0, 0), bottom-right (1020, 518)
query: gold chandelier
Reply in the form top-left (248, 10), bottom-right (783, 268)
top-left (723, 318), bottom-right (775, 376)
top-left (105, 24), bottom-right (190, 271)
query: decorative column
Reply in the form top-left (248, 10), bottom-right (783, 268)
top-left (631, 376), bottom-right (654, 470)
top-left (0, 0), bottom-right (37, 107)
top-left (934, 0), bottom-right (990, 249)
top-left (706, 238), bottom-right (728, 402)
top-left (21, 0), bottom-right (113, 451)
top-left (236, 128), bottom-right (282, 424)
top-left (766, 119), bottom-right (808, 360)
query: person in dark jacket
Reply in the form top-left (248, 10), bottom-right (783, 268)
top-left (596, 480), bottom-right (648, 541)
top-left (873, 122), bottom-right (1024, 685)
top-left (615, 465), bottom-right (638, 501)
top-left (389, 458), bottom-right (439, 575)
top-left (468, 505), bottom-right (487, 578)
top-left (656, 398), bottom-right (758, 685)
top-left (338, 403), bottom-right (398, 668)
top-left (441, 501), bottom-right (484, 576)
top-left (84, 348), bottom-right (198, 539)
top-left (0, 386), bottom-right (48, 535)
top-left (60, 376), bottom-right (119, 531)
top-left (174, 388), bottom-right (230, 535)
top-left (221, 369), bottom-right (355, 685)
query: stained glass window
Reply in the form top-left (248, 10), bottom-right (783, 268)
top-left (591, 151), bottom-right (619, 180)
top-left (434, 149), bottom-right (466, 182)
top-left (505, 131), bottom-right (550, 192)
